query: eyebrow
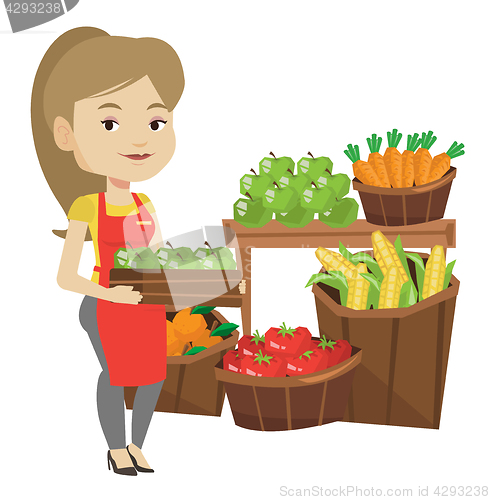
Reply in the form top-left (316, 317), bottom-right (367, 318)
top-left (97, 102), bottom-right (167, 110)
top-left (98, 103), bottom-right (122, 110)
top-left (147, 103), bottom-right (167, 110)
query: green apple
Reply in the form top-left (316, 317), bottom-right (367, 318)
top-left (163, 242), bottom-right (194, 260)
top-left (194, 247), bottom-right (213, 260)
top-left (202, 255), bottom-right (237, 270)
top-left (172, 247), bottom-right (194, 260)
top-left (300, 183), bottom-right (336, 213)
top-left (319, 198), bottom-right (359, 228)
top-left (259, 154), bottom-right (295, 181)
top-left (297, 154), bottom-right (333, 181)
top-left (156, 247), bottom-right (178, 267)
top-left (211, 246), bottom-right (234, 262)
top-left (277, 168), bottom-right (309, 195)
top-left (197, 245), bottom-right (236, 269)
top-left (240, 169), bottom-right (272, 198)
top-left (166, 255), bottom-right (204, 269)
top-left (316, 173), bottom-right (351, 199)
top-left (202, 256), bottom-right (220, 270)
top-left (129, 247), bottom-right (160, 269)
top-left (234, 194), bottom-right (273, 228)
top-left (275, 202), bottom-right (315, 228)
top-left (114, 248), bottom-right (130, 268)
top-left (262, 182), bottom-right (298, 212)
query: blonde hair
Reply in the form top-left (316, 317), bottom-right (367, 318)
top-left (31, 27), bottom-right (185, 239)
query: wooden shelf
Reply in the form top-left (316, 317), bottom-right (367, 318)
top-left (223, 219), bottom-right (456, 250)
top-left (222, 218), bottom-right (456, 336)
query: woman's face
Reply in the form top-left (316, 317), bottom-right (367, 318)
top-left (67, 75), bottom-right (176, 183)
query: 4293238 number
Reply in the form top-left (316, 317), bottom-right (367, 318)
top-left (5, 3), bottom-right (62, 14)
top-left (434, 486), bottom-right (488, 496)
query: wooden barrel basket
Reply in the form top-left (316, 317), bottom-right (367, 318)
top-left (215, 344), bottom-right (362, 431)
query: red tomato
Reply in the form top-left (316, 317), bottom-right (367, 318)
top-left (222, 350), bottom-right (242, 373)
top-left (241, 350), bottom-right (287, 377)
top-left (265, 323), bottom-right (312, 358)
top-left (317, 337), bottom-right (352, 367)
top-left (237, 330), bottom-right (265, 358)
top-left (310, 338), bottom-right (334, 370)
top-left (286, 350), bottom-right (323, 376)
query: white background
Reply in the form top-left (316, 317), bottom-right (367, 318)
top-left (1, 0), bottom-right (488, 498)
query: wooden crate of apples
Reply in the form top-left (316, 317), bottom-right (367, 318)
top-left (110, 242), bottom-right (242, 308)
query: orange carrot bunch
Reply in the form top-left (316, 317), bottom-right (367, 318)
top-left (347, 130), bottom-right (463, 188)
top-left (383, 129), bottom-right (403, 188)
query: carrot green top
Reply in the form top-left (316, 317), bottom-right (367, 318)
top-left (387, 129), bottom-right (402, 148)
top-left (344, 143), bottom-right (361, 163)
top-left (406, 133), bottom-right (422, 152)
top-left (366, 133), bottom-right (382, 154)
top-left (446, 141), bottom-right (465, 159)
top-left (420, 130), bottom-right (437, 150)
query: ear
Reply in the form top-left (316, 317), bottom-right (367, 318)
top-left (53, 116), bottom-right (76, 152)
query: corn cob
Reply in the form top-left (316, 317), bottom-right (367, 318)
top-left (346, 263), bottom-right (370, 310)
top-left (422, 245), bottom-right (446, 299)
top-left (378, 266), bottom-right (402, 309)
top-left (315, 247), bottom-right (358, 280)
top-left (371, 231), bottom-right (409, 284)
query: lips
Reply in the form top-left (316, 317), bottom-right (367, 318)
top-left (119, 153), bottom-right (154, 161)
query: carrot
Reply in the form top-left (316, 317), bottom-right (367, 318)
top-left (366, 134), bottom-right (391, 187)
top-left (427, 141), bottom-right (464, 183)
top-left (401, 133), bottom-right (422, 187)
top-left (383, 128), bottom-right (403, 188)
top-left (414, 131), bottom-right (437, 186)
top-left (344, 143), bottom-right (382, 187)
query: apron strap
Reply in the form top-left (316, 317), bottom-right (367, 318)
top-left (132, 193), bottom-right (151, 247)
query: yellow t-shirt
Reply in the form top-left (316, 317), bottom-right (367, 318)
top-left (67, 193), bottom-right (155, 284)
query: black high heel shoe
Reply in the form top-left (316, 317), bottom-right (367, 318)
top-left (107, 450), bottom-right (137, 476)
top-left (126, 445), bottom-right (154, 473)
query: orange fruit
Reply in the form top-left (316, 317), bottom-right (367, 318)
top-left (173, 307), bottom-right (207, 343)
top-left (193, 328), bottom-right (211, 346)
top-left (196, 335), bottom-right (223, 349)
top-left (167, 320), bottom-right (184, 355)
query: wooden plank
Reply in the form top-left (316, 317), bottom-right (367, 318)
top-left (222, 219), bottom-right (456, 251)
top-left (139, 293), bottom-right (243, 308)
top-left (109, 280), bottom-right (242, 296)
top-left (110, 268), bottom-right (242, 283)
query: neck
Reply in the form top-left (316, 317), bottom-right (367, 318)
top-left (106, 177), bottom-right (132, 205)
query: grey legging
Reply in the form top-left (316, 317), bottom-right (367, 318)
top-left (79, 296), bottom-right (164, 450)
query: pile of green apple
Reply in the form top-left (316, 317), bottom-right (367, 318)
top-left (233, 153), bottom-right (359, 228)
top-left (113, 243), bottom-right (236, 270)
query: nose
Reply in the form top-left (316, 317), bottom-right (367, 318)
top-left (132, 141), bottom-right (148, 148)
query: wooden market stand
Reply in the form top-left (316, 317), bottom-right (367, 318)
top-left (222, 218), bottom-right (456, 336)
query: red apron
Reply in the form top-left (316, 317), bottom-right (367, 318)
top-left (95, 192), bottom-right (167, 386)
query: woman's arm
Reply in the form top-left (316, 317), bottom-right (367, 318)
top-left (57, 219), bottom-right (142, 304)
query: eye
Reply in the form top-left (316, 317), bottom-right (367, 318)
top-left (101, 120), bottom-right (119, 131)
top-left (149, 119), bottom-right (167, 132)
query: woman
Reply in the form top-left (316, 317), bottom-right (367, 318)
top-left (31, 27), bottom-right (185, 475)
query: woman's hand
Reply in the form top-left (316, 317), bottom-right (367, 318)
top-left (58, 219), bottom-right (144, 303)
top-left (107, 285), bottom-right (143, 305)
